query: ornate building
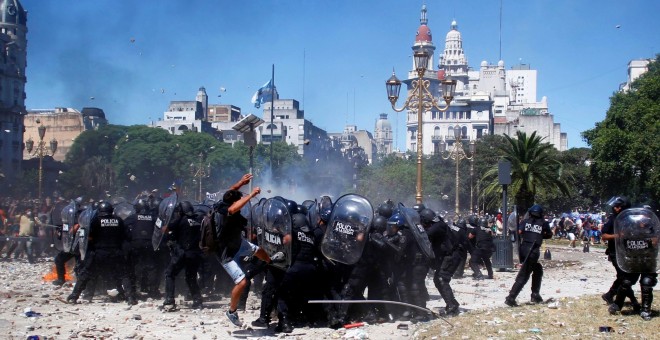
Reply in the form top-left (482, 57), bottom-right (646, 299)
top-left (0, 0), bottom-right (27, 179)
top-left (402, 5), bottom-right (566, 152)
top-left (374, 113), bottom-right (393, 155)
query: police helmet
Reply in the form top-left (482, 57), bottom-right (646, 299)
top-left (134, 198), bottom-right (148, 214)
top-left (150, 197), bottom-right (163, 211)
top-left (419, 208), bottom-right (439, 225)
top-left (372, 215), bottom-right (387, 233)
top-left (377, 202), bottom-right (394, 218)
top-left (292, 213), bottom-right (309, 230)
top-left (179, 201), bottom-right (194, 217)
top-left (528, 204), bottom-right (544, 218)
top-left (387, 213), bottom-right (406, 235)
top-left (478, 217), bottom-right (489, 228)
top-left (467, 215), bottom-right (479, 227)
top-left (297, 204), bottom-right (308, 215)
top-left (285, 199), bottom-right (299, 215)
top-left (412, 203), bottom-right (426, 213)
top-left (456, 218), bottom-right (467, 229)
top-left (607, 196), bottom-right (631, 210)
top-left (320, 207), bottom-right (332, 222)
top-left (98, 201), bottom-right (114, 216)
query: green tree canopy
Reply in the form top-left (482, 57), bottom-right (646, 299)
top-left (582, 55), bottom-right (660, 203)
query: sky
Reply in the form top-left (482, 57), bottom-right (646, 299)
top-left (21, 0), bottom-right (660, 150)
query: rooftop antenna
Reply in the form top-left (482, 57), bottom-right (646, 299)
top-left (302, 49), bottom-right (306, 110)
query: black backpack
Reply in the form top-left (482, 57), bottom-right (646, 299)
top-left (199, 210), bottom-right (224, 255)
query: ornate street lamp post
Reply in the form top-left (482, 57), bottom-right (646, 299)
top-left (386, 49), bottom-right (456, 204)
top-left (439, 125), bottom-right (476, 215)
top-left (25, 120), bottom-right (58, 202)
top-left (190, 152), bottom-right (210, 202)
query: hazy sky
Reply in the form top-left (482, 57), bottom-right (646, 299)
top-left (22, 0), bottom-right (659, 149)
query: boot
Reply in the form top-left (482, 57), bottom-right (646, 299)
top-left (530, 269), bottom-right (543, 303)
top-left (439, 280), bottom-right (460, 316)
top-left (505, 281), bottom-right (525, 307)
top-left (275, 315), bottom-right (293, 333)
top-left (640, 287), bottom-right (653, 321)
top-left (601, 287), bottom-right (616, 305)
top-left (609, 287), bottom-right (627, 315)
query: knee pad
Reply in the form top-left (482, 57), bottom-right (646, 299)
top-left (640, 276), bottom-right (658, 288)
top-left (621, 279), bottom-right (634, 289)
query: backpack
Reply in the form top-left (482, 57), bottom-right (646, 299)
top-left (199, 209), bottom-right (225, 255)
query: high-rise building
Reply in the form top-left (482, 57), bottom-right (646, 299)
top-left (0, 0), bottom-right (27, 179)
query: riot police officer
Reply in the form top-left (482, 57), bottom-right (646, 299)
top-left (67, 202), bottom-right (131, 304)
top-left (162, 201), bottom-right (204, 310)
top-left (421, 209), bottom-right (460, 316)
top-left (125, 198), bottom-right (159, 300)
top-left (451, 218), bottom-right (471, 279)
top-left (468, 216), bottom-right (494, 280)
top-left (275, 212), bottom-right (319, 333)
top-left (504, 205), bottom-right (552, 306)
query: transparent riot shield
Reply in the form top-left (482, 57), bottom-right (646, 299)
top-left (321, 194), bottom-right (373, 265)
top-left (241, 200), bottom-right (252, 240)
top-left (153, 193), bottom-right (178, 250)
top-left (615, 207), bottom-right (660, 273)
top-left (113, 200), bottom-right (135, 220)
top-left (262, 198), bottom-right (292, 269)
top-left (77, 206), bottom-right (96, 261)
top-left (399, 204), bottom-right (435, 259)
top-left (60, 201), bottom-right (78, 253)
top-left (307, 200), bottom-right (320, 229)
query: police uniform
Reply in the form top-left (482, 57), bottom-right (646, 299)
top-left (426, 216), bottom-right (460, 315)
top-left (163, 203), bottom-right (204, 309)
top-left (469, 219), bottom-right (495, 280)
top-left (505, 207), bottom-right (552, 306)
top-left (125, 204), bottom-right (159, 299)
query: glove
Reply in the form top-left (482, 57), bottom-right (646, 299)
top-left (270, 251), bottom-right (286, 263)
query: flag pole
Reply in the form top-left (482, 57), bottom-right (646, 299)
top-left (269, 64), bottom-right (275, 173)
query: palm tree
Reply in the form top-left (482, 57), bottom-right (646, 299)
top-left (481, 131), bottom-right (571, 214)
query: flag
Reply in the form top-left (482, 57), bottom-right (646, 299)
top-left (251, 79), bottom-right (277, 108)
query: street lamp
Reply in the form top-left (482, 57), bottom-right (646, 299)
top-left (386, 49), bottom-right (457, 204)
top-left (25, 120), bottom-right (58, 202)
top-left (190, 152), bottom-right (210, 202)
top-left (439, 125), bottom-right (475, 215)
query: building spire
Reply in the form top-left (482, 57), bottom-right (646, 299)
top-left (420, 4), bottom-right (428, 25)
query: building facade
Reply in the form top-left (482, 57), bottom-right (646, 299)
top-left (0, 0), bottom-right (26, 179)
top-left (374, 113), bottom-right (393, 155)
top-left (402, 5), bottom-right (566, 152)
top-left (619, 59), bottom-right (651, 92)
top-left (24, 107), bottom-right (108, 162)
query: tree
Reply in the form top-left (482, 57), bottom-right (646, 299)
top-left (582, 55), bottom-right (660, 203)
top-left (481, 131), bottom-right (571, 214)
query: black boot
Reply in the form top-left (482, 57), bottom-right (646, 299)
top-left (601, 289), bottom-right (616, 305)
top-left (640, 287), bottom-right (653, 321)
top-left (505, 281), bottom-right (525, 307)
top-left (438, 280), bottom-right (460, 316)
top-left (530, 269), bottom-right (543, 303)
top-left (275, 315), bottom-right (293, 333)
top-left (609, 287), bottom-right (627, 315)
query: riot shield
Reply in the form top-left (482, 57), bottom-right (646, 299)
top-left (77, 206), bottom-right (96, 261)
top-left (307, 200), bottom-right (320, 229)
top-left (241, 200), bottom-right (252, 240)
top-left (152, 193), bottom-right (178, 250)
top-left (614, 207), bottom-right (660, 273)
top-left (321, 194), bottom-right (373, 265)
top-left (399, 204), bottom-right (435, 260)
top-left (262, 198), bottom-right (292, 269)
top-left (253, 198), bottom-right (267, 246)
top-left (60, 201), bottom-right (78, 253)
top-left (113, 201), bottom-right (135, 220)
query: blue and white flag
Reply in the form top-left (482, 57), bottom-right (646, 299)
top-left (251, 79), bottom-right (277, 108)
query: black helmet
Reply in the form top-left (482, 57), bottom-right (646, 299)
top-left (377, 201), bottom-right (394, 218)
top-left (607, 196), bottom-right (631, 210)
top-left (456, 218), bottom-right (467, 229)
top-left (134, 198), bottom-right (148, 214)
top-left (528, 204), bottom-right (544, 218)
top-left (478, 217), bottom-right (489, 228)
top-left (98, 201), bottom-right (114, 216)
top-left (179, 201), bottom-right (194, 217)
top-left (320, 207), bottom-right (332, 222)
top-left (297, 204), bottom-right (308, 215)
top-left (150, 197), bottom-right (163, 211)
top-left (467, 215), bottom-right (479, 227)
top-left (292, 213), bottom-right (309, 230)
top-left (285, 199), bottom-right (299, 215)
top-left (412, 203), bottom-right (426, 213)
top-left (372, 215), bottom-right (387, 233)
top-left (419, 208), bottom-right (439, 225)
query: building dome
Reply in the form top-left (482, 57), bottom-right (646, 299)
top-left (481, 60), bottom-right (488, 67)
top-left (498, 60), bottom-right (505, 68)
top-left (416, 25), bottom-right (432, 42)
top-left (376, 113), bottom-right (392, 130)
top-left (0, 0), bottom-right (26, 26)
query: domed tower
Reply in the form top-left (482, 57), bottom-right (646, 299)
top-left (0, 0), bottom-right (27, 181)
top-left (439, 20), bottom-right (469, 95)
top-left (374, 113), bottom-right (393, 155)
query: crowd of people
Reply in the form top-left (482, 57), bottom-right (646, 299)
top-left (0, 176), bottom-right (657, 333)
